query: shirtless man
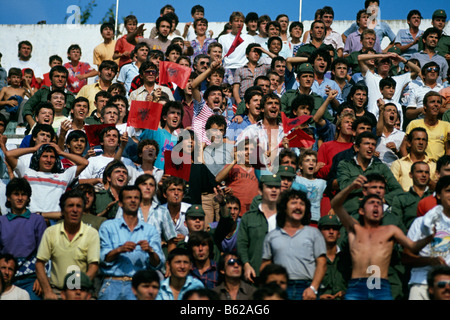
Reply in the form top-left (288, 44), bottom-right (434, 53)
top-left (331, 174), bottom-right (435, 300)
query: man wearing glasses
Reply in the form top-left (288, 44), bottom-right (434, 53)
top-left (406, 62), bottom-right (444, 121)
top-left (427, 266), bottom-right (450, 300)
top-left (213, 253), bottom-right (256, 300)
top-left (129, 61), bottom-right (174, 102)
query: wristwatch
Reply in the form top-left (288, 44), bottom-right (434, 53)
top-left (309, 285), bottom-right (318, 295)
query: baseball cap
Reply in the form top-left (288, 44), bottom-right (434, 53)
top-left (318, 214), bottom-right (341, 229)
top-left (388, 46), bottom-right (401, 55)
top-left (260, 173), bottom-right (282, 187)
top-left (185, 205), bottom-right (205, 218)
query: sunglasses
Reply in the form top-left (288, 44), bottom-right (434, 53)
top-left (426, 67), bottom-right (438, 73)
top-left (144, 70), bottom-right (157, 75)
top-left (436, 280), bottom-right (450, 288)
top-left (227, 258), bottom-right (242, 266)
top-left (199, 61), bottom-right (210, 66)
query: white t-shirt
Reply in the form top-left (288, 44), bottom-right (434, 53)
top-left (78, 154), bottom-right (138, 185)
top-left (376, 128), bottom-right (406, 168)
top-left (364, 71), bottom-right (411, 120)
top-left (0, 285), bottom-right (30, 300)
top-left (407, 207), bottom-right (450, 285)
top-left (219, 33), bottom-right (256, 69)
top-left (7, 58), bottom-right (43, 79)
top-left (15, 157), bottom-right (77, 213)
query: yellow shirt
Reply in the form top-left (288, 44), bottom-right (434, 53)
top-left (406, 119), bottom-right (450, 161)
top-left (36, 222), bottom-right (100, 289)
top-left (93, 40), bottom-right (119, 67)
top-left (77, 82), bottom-right (103, 113)
top-left (390, 154), bottom-right (437, 192)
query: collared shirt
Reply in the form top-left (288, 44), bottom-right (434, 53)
top-left (262, 226), bottom-right (326, 281)
top-left (117, 61), bottom-right (139, 93)
top-left (226, 115), bottom-right (253, 142)
top-left (190, 260), bottom-right (219, 289)
top-left (406, 83), bottom-right (444, 119)
top-left (36, 222), bottom-right (100, 289)
top-left (0, 210), bottom-right (47, 277)
top-left (376, 128), bottom-right (406, 167)
top-left (190, 37), bottom-right (217, 63)
top-left (394, 28), bottom-right (424, 59)
top-left (64, 61), bottom-right (95, 94)
top-left (128, 84), bottom-right (174, 102)
top-left (233, 63), bottom-right (271, 98)
top-left (343, 29), bottom-right (382, 55)
top-left (161, 202), bottom-right (191, 237)
top-left (99, 216), bottom-right (165, 276)
top-left (390, 154), bottom-right (437, 192)
top-left (311, 78), bottom-right (344, 117)
top-left (410, 51), bottom-right (449, 83)
top-left (213, 280), bottom-right (257, 300)
top-left (192, 98), bottom-right (215, 145)
top-left (76, 81), bottom-right (104, 113)
top-left (115, 201), bottom-right (177, 242)
top-left (93, 40), bottom-right (119, 67)
top-left (156, 275), bottom-right (204, 300)
top-left (343, 21), bottom-right (396, 44)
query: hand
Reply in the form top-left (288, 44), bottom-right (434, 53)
top-left (136, 24), bottom-right (146, 36)
top-left (122, 51), bottom-right (131, 58)
top-left (282, 136), bottom-right (290, 149)
top-left (173, 233), bottom-right (185, 244)
top-left (76, 74), bottom-right (86, 81)
top-left (243, 263), bottom-right (256, 284)
top-left (119, 241), bottom-right (137, 253)
top-left (137, 240), bottom-right (154, 253)
top-left (120, 131), bottom-right (129, 148)
top-left (326, 89), bottom-right (338, 101)
top-left (84, 148), bottom-right (96, 159)
top-left (208, 30), bottom-right (214, 38)
top-left (315, 162), bottom-right (326, 173)
top-left (233, 115), bottom-right (244, 124)
top-left (43, 291), bottom-right (59, 300)
top-left (184, 22), bottom-right (192, 30)
top-left (5, 100), bottom-right (18, 107)
top-left (377, 98), bottom-right (385, 111)
top-left (319, 293), bottom-right (335, 300)
top-left (213, 186), bottom-right (226, 204)
top-left (210, 57), bottom-right (222, 70)
top-left (33, 278), bottom-right (42, 297)
top-left (386, 142), bottom-right (397, 153)
top-left (351, 175), bottom-right (368, 190)
top-left (60, 119), bottom-right (72, 134)
top-left (302, 287), bottom-right (317, 300)
top-left (48, 142), bottom-right (63, 155)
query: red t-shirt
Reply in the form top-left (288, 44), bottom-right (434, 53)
top-left (226, 165), bottom-right (259, 215)
top-left (114, 35), bottom-right (136, 69)
top-left (317, 140), bottom-right (353, 179)
top-left (416, 194), bottom-right (437, 217)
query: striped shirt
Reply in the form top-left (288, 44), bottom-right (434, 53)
top-left (15, 158), bottom-right (77, 213)
top-left (192, 98), bottom-right (215, 145)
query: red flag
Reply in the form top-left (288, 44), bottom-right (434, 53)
top-left (84, 123), bottom-right (116, 147)
top-left (223, 25), bottom-right (244, 58)
top-left (281, 112), bottom-right (312, 134)
top-left (127, 100), bottom-right (163, 130)
top-left (164, 150), bottom-right (191, 181)
top-left (285, 127), bottom-right (315, 149)
top-left (159, 61), bottom-right (191, 89)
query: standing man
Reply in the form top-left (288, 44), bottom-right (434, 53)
top-left (394, 10), bottom-right (424, 60)
top-left (35, 189), bottom-right (100, 300)
top-left (261, 189), bottom-right (327, 300)
top-left (93, 23), bottom-right (119, 68)
top-left (98, 186), bottom-right (164, 300)
top-left (77, 60), bottom-right (118, 113)
top-left (117, 42), bottom-right (149, 93)
top-left (187, 231), bottom-right (219, 289)
top-left (7, 40), bottom-right (43, 83)
top-left (331, 175), bottom-right (435, 300)
top-left (219, 11), bottom-right (256, 74)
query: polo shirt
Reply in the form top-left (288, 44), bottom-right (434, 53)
top-left (410, 51), bottom-right (448, 83)
top-left (156, 275), bottom-right (204, 300)
top-left (36, 222), bottom-right (100, 289)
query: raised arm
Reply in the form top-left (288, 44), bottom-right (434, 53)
top-left (191, 57), bottom-right (222, 102)
top-left (126, 24), bottom-right (146, 45)
top-left (330, 175), bottom-right (367, 233)
top-left (49, 142), bottom-right (88, 177)
top-left (5, 145), bottom-right (39, 170)
top-left (313, 89), bottom-right (338, 127)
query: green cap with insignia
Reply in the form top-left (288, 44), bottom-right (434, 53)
top-left (296, 62), bottom-right (314, 75)
top-left (63, 270), bottom-right (92, 290)
top-left (260, 173), bottom-right (282, 187)
top-left (318, 214), bottom-right (341, 229)
top-left (432, 9), bottom-right (447, 19)
top-left (278, 165), bottom-right (296, 178)
top-left (185, 205), bottom-right (205, 218)
top-left (388, 46), bottom-right (401, 55)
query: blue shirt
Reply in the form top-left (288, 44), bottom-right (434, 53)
top-left (292, 177), bottom-right (327, 222)
top-left (311, 78), bottom-right (344, 117)
top-left (343, 21), bottom-right (396, 44)
top-left (394, 29), bottom-right (424, 59)
top-left (156, 275), bottom-right (204, 300)
top-left (99, 216), bottom-right (165, 277)
top-left (139, 128), bottom-right (178, 170)
top-left (226, 115), bottom-right (252, 141)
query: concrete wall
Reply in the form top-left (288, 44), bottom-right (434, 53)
top-left (0, 19), bottom-right (448, 85)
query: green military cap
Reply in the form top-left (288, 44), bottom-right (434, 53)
top-left (278, 165), bottom-right (297, 178)
top-left (318, 214), bottom-right (341, 228)
top-left (296, 62), bottom-right (314, 75)
top-left (432, 9), bottom-right (447, 19)
top-left (260, 173), bottom-right (282, 187)
top-left (388, 46), bottom-right (401, 55)
top-left (185, 205), bottom-right (205, 218)
top-left (63, 271), bottom-right (92, 290)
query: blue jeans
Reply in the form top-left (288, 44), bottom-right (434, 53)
top-left (344, 278), bottom-right (393, 300)
top-left (287, 280), bottom-right (312, 300)
top-left (14, 275), bottom-right (42, 300)
top-left (98, 278), bottom-right (136, 300)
